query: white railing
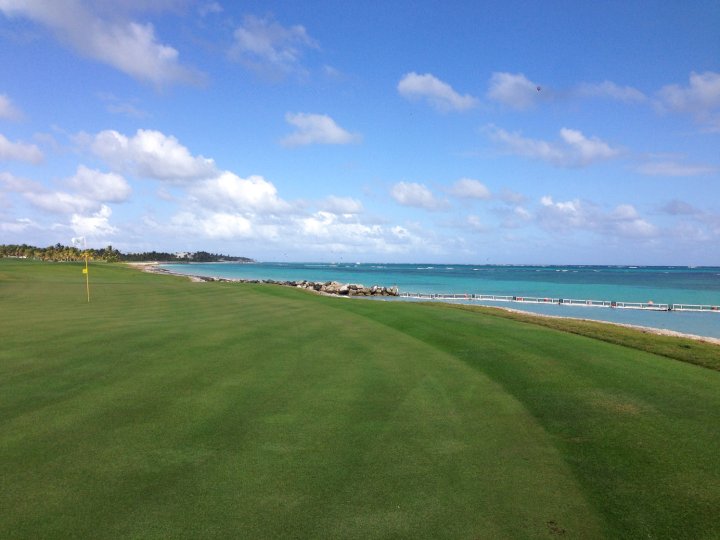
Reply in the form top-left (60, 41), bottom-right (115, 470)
top-left (671, 304), bottom-right (720, 312)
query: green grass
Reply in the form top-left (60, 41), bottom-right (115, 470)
top-left (1, 259), bottom-right (719, 539)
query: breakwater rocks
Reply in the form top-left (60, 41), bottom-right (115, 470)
top-left (195, 276), bottom-right (400, 297)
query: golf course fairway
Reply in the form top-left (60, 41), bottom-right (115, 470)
top-left (1, 259), bottom-right (719, 539)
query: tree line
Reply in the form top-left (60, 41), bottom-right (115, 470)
top-left (0, 244), bottom-right (254, 263)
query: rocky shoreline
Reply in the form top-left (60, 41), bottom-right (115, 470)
top-left (129, 262), bottom-right (399, 297)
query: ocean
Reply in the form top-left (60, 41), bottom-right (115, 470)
top-left (160, 262), bottom-right (720, 339)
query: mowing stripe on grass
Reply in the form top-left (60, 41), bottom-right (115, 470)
top-left (1, 260), bottom-right (719, 538)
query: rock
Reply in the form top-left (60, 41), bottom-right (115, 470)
top-left (226, 276), bottom-right (399, 297)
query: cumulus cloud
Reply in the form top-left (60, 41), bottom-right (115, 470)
top-left (449, 178), bottom-right (491, 200)
top-left (657, 71), bottom-right (720, 113)
top-left (4, 165), bottom-right (128, 216)
top-left (70, 204), bottom-right (117, 238)
top-left (538, 196), bottom-right (658, 239)
top-left (488, 126), bottom-right (620, 167)
top-left (656, 71), bottom-right (720, 130)
top-left (486, 72), bottom-right (542, 110)
top-left (189, 172), bottom-right (291, 214)
top-left (0, 0), bottom-right (201, 86)
top-left (229, 14), bottom-right (319, 78)
top-left (0, 133), bottom-right (43, 163)
top-left (391, 181), bottom-right (446, 210)
top-left (297, 211), bottom-right (432, 255)
top-left (300, 211), bottom-right (375, 239)
top-left (636, 161), bottom-right (717, 177)
top-left (25, 191), bottom-right (98, 214)
top-left (537, 196), bottom-right (587, 230)
top-left (86, 129), bottom-right (216, 182)
top-left (0, 94), bottom-right (21, 120)
top-left (170, 211), bottom-right (255, 240)
top-left (397, 72), bottom-right (478, 111)
top-left (281, 113), bottom-right (360, 147)
top-left (575, 81), bottom-right (646, 102)
top-left (68, 164), bottom-right (131, 202)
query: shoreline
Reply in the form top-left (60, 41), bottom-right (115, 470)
top-left (127, 262), bottom-right (720, 346)
top-left (487, 305), bottom-right (720, 346)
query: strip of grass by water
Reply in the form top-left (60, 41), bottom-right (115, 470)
top-left (444, 303), bottom-right (720, 372)
top-left (1, 259), bottom-right (719, 539)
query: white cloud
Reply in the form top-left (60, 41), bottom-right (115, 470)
top-left (281, 113), bottom-right (360, 147)
top-left (190, 172), bottom-right (291, 214)
top-left (488, 126), bottom-right (620, 168)
top-left (4, 166), bottom-right (128, 216)
top-left (24, 191), bottom-right (97, 214)
top-left (0, 217), bottom-right (37, 233)
top-left (171, 211), bottom-right (254, 240)
top-left (0, 133), bottom-right (43, 163)
top-left (229, 14), bottom-right (319, 78)
top-left (575, 81), bottom-right (646, 102)
top-left (449, 178), bottom-right (491, 199)
top-left (0, 171), bottom-right (40, 192)
top-left (636, 161), bottom-right (717, 177)
top-left (486, 72), bottom-right (540, 110)
top-left (87, 129), bottom-right (216, 182)
top-left (538, 196), bottom-right (658, 239)
top-left (559, 128), bottom-right (620, 165)
top-left (300, 210), bottom-right (377, 240)
top-left (391, 181), bottom-right (446, 210)
top-left (297, 211), bottom-right (432, 255)
top-left (0, 94), bottom-right (21, 120)
top-left (0, 0), bottom-right (200, 86)
top-left (657, 71), bottom-right (720, 113)
top-left (70, 204), bottom-right (117, 238)
top-left (397, 72), bottom-right (478, 112)
top-left (466, 215), bottom-right (489, 232)
top-left (0, 165), bottom-right (130, 215)
top-left (68, 165), bottom-right (131, 202)
top-left (319, 195), bottom-right (363, 214)
top-left (538, 196), bottom-right (587, 230)
top-left (656, 71), bottom-right (720, 130)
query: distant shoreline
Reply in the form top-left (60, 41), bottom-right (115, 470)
top-left (127, 262), bottom-right (720, 347)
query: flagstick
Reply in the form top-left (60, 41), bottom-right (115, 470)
top-left (83, 252), bottom-right (90, 303)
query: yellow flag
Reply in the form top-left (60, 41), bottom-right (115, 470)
top-left (82, 268), bottom-right (88, 274)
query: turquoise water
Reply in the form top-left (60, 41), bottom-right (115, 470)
top-left (160, 262), bottom-right (720, 338)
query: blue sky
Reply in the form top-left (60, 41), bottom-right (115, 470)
top-left (0, 0), bottom-right (718, 264)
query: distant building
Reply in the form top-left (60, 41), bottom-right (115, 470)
top-left (175, 252), bottom-right (191, 259)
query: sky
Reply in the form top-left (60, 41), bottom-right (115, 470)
top-left (0, 0), bottom-right (719, 264)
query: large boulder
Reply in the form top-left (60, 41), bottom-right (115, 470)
top-left (324, 281), bottom-right (342, 294)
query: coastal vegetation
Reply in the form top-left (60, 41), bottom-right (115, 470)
top-left (1, 259), bottom-right (719, 538)
top-left (0, 243), bottom-right (253, 263)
